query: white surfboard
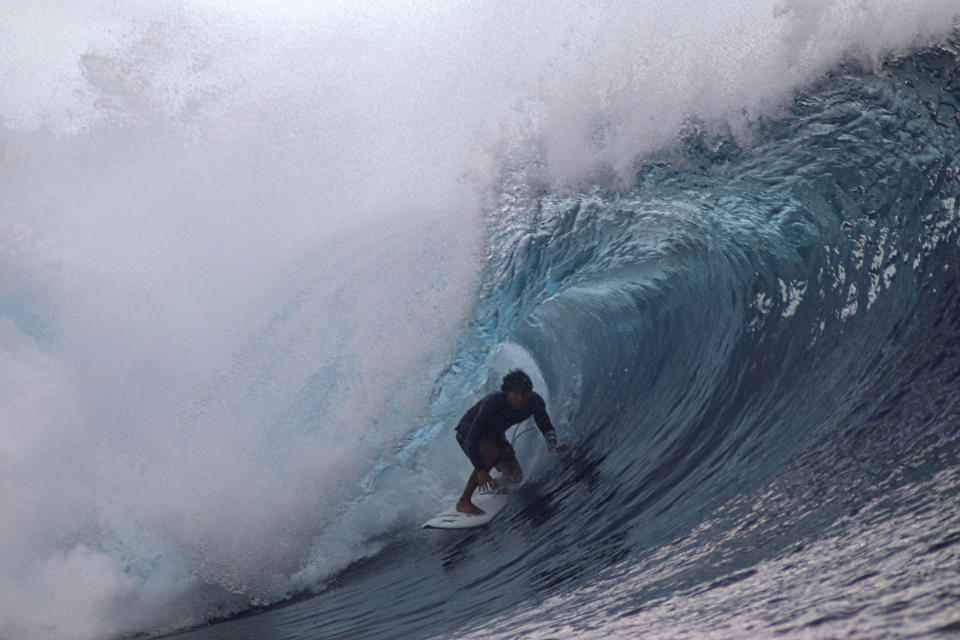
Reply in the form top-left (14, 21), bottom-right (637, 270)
top-left (422, 491), bottom-right (509, 529)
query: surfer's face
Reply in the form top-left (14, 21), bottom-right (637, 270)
top-left (506, 390), bottom-right (527, 410)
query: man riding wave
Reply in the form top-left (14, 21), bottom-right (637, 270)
top-left (454, 369), bottom-right (567, 515)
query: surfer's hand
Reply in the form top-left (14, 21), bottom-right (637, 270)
top-left (548, 442), bottom-right (568, 452)
top-left (477, 469), bottom-right (497, 492)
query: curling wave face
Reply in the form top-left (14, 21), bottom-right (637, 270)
top-left (168, 39), bottom-right (960, 640)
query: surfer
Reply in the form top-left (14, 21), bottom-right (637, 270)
top-left (455, 369), bottom-right (567, 515)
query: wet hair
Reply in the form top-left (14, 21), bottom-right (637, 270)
top-left (501, 369), bottom-right (533, 394)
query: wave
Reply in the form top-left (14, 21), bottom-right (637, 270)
top-left (489, 39), bottom-right (960, 545)
top-left (165, 36), bottom-right (960, 640)
top-left (1, 4), bottom-right (959, 640)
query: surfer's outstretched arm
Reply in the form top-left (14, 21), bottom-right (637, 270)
top-left (529, 392), bottom-right (568, 452)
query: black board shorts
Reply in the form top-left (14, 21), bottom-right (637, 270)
top-left (455, 429), bottom-right (517, 472)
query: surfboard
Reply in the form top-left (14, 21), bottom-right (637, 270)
top-left (422, 491), bottom-right (508, 529)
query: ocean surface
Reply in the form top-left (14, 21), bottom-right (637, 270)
top-left (2, 3), bottom-right (960, 639)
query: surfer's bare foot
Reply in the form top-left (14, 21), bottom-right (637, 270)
top-left (456, 499), bottom-right (485, 515)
